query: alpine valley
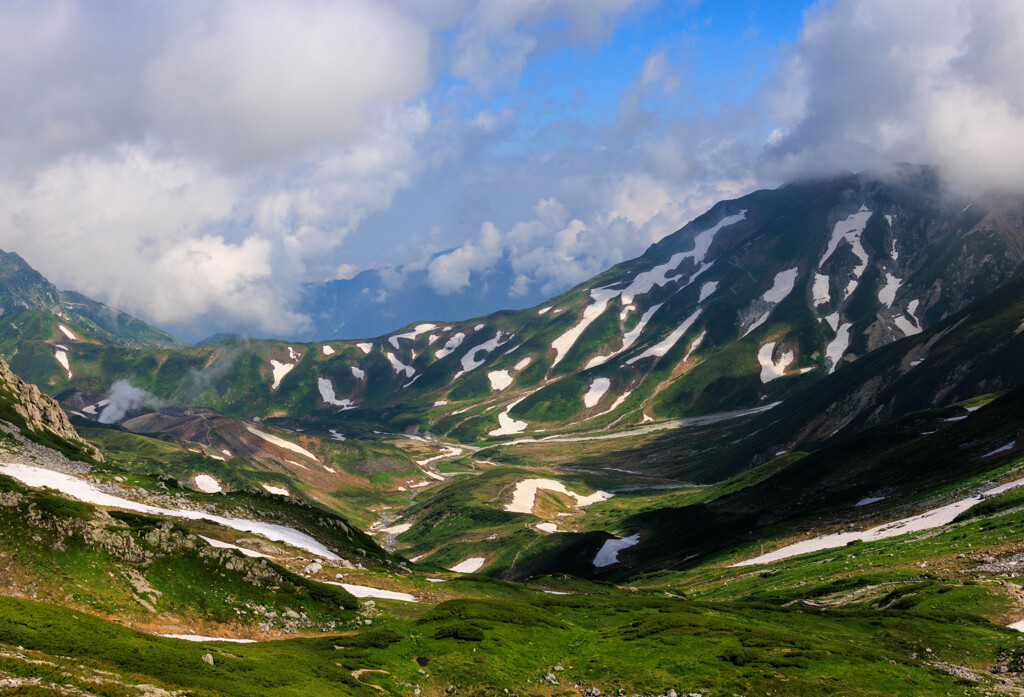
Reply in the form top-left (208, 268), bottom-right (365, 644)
top-left (1, 167), bottom-right (1024, 696)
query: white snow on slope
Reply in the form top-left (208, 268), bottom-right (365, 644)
top-left (321, 345), bottom-right (335, 356)
top-left (626, 308), bottom-right (703, 365)
top-left (435, 333), bottom-right (465, 359)
top-left (199, 536), bottom-right (269, 558)
top-left (317, 378), bottom-right (356, 409)
top-left (538, 306), bottom-right (551, 315)
top-left (757, 342), bottom-right (795, 383)
top-left (699, 281), bottom-right (718, 302)
top-left (416, 445), bottom-right (463, 466)
top-left (160, 634), bottom-right (256, 643)
top-left (351, 366), bottom-right (365, 380)
top-left (455, 331), bottom-right (509, 379)
top-left (550, 287), bottom-right (619, 368)
top-left (514, 356), bottom-right (532, 371)
top-left (58, 325), bottom-right (77, 341)
top-left (733, 474), bottom-right (1024, 567)
top-left (385, 352), bottom-right (416, 378)
top-left (389, 323), bottom-right (438, 349)
top-left (246, 427), bottom-right (318, 461)
top-left (380, 522), bottom-right (413, 535)
top-left (593, 533), bottom-right (641, 567)
top-left (488, 370), bottom-right (513, 391)
top-left (536, 522), bottom-right (559, 534)
top-left (261, 484), bottom-right (290, 496)
top-left (0, 462), bottom-right (339, 559)
top-left (287, 346), bottom-right (300, 361)
top-left (742, 311), bottom-right (770, 338)
top-left (894, 299), bottom-right (922, 336)
top-left (878, 272), bottom-right (902, 307)
top-left (763, 267), bottom-right (799, 304)
top-left (812, 273), bottom-right (831, 306)
top-left (825, 323), bottom-right (851, 374)
top-left (489, 396), bottom-right (529, 436)
top-left (824, 312), bottom-right (840, 331)
top-left (983, 442), bottom-right (1016, 458)
top-left (356, 342), bottom-right (373, 354)
top-left (819, 207), bottom-right (872, 299)
top-left (586, 302), bottom-right (664, 370)
top-left (269, 360), bottom-right (295, 390)
top-left (856, 497), bottom-right (886, 507)
top-left (449, 557), bottom-right (486, 573)
top-left (504, 478), bottom-right (612, 514)
top-left (551, 212), bottom-right (746, 369)
top-left (194, 475), bottom-right (222, 493)
top-left (583, 377), bottom-right (611, 408)
top-left (328, 582), bottom-right (418, 602)
top-left (53, 348), bottom-right (72, 379)
top-left (683, 330), bottom-right (706, 364)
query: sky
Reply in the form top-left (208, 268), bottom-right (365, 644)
top-left (1, 0), bottom-right (1023, 341)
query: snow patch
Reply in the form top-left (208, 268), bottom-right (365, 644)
top-left (855, 496), bottom-right (886, 507)
top-left (321, 345), bottom-right (335, 356)
top-left (733, 474), bottom-right (1024, 567)
top-left (455, 331), bottom-right (510, 379)
top-left (58, 325), bottom-right (77, 341)
top-left (536, 522), bottom-right (559, 534)
top-left (742, 311), bottom-right (770, 338)
top-left (878, 272), bottom-right (902, 307)
top-left (328, 429), bottom-right (346, 441)
top-left (435, 333), bottom-right (466, 359)
top-left (433, 400), bottom-right (448, 407)
top-left (489, 397), bottom-right (529, 437)
top-left (537, 306), bottom-right (551, 315)
top-left (385, 352), bottom-right (416, 378)
top-left (328, 582), bottom-right (417, 602)
top-left (160, 634), bottom-right (256, 643)
top-left (699, 281), bottom-right (718, 302)
top-left (762, 267), bottom-right (799, 304)
top-left (757, 342), bottom-right (794, 384)
top-left (593, 533), bottom-right (641, 567)
top-left (0, 463), bottom-right (339, 559)
top-left (53, 348), bottom-right (72, 379)
top-left (246, 427), bottom-right (319, 461)
top-left (812, 273), bottom-right (831, 307)
top-left (626, 308), bottom-right (703, 364)
top-left (823, 312), bottom-right (840, 331)
top-left (550, 287), bottom-right (619, 368)
top-left (449, 557), bottom-right (486, 573)
top-left (982, 442), bottom-right (1016, 458)
top-left (583, 377), bottom-right (611, 408)
top-left (199, 536), bottom-right (269, 558)
top-left (389, 323), bottom-right (438, 349)
top-left (317, 378), bottom-right (356, 409)
top-left (351, 366), bottom-right (365, 380)
top-left (894, 315), bottom-right (921, 337)
top-left (504, 478), bottom-right (612, 514)
top-left (380, 523), bottom-right (412, 535)
top-left (261, 484), bottom-right (290, 496)
top-left (682, 330), bottom-right (706, 364)
top-left (356, 343), bottom-right (373, 354)
top-left (825, 323), bottom-right (851, 374)
top-left (488, 370), bottom-right (513, 391)
top-left (586, 302), bottom-right (663, 369)
top-left (193, 475), bottom-right (222, 494)
top-left (269, 360), bottom-right (295, 390)
top-left (514, 356), bottom-right (532, 371)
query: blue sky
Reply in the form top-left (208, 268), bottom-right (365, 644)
top-left (0, 0), bottom-right (1022, 341)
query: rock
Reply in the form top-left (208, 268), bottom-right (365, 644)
top-left (201, 653), bottom-right (214, 666)
top-left (666, 691), bottom-right (678, 697)
top-left (304, 562), bottom-right (322, 575)
top-left (545, 673), bottom-right (559, 685)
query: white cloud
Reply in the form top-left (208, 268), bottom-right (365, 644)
top-left (144, 0), bottom-right (432, 165)
top-left (762, 0), bottom-right (1024, 190)
top-left (0, 144), bottom-right (305, 334)
top-left (428, 221), bottom-right (505, 293)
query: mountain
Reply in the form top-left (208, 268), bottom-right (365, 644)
top-left (294, 253), bottom-right (551, 341)
top-left (0, 249), bottom-right (187, 350)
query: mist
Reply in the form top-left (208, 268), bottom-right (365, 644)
top-left (98, 380), bottom-right (164, 424)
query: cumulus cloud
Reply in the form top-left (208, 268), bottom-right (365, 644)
top-left (145, 0), bottom-right (432, 165)
top-left (762, 0), bottom-right (1024, 191)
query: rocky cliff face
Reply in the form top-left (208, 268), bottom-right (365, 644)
top-left (0, 356), bottom-right (101, 461)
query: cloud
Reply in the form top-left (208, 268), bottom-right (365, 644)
top-left (428, 221), bottom-right (505, 293)
top-left (0, 144), bottom-right (306, 334)
top-left (761, 0), bottom-right (1024, 190)
top-left (98, 380), bottom-right (164, 424)
top-left (145, 0), bottom-right (432, 165)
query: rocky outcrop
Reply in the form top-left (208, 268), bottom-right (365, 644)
top-left (0, 356), bottom-right (101, 461)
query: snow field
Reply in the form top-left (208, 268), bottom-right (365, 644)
top-left (351, 366), bottom-right (365, 380)
top-left (488, 370), bottom-right (513, 391)
top-left (757, 342), bottom-right (795, 383)
top-left (455, 331), bottom-right (509, 378)
top-left (53, 347), bottom-right (72, 378)
top-left (733, 474), bottom-right (1024, 567)
top-left (626, 308), bottom-right (703, 365)
top-left (699, 281), bottom-right (718, 302)
top-left (812, 273), bottom-right (831, 306)
top-left (385, 352), bottom-right (415, 378)
top-left (58, 325), bottom-right (77, 341)
top-left (327, 582), bottom-right (418, 602)
top-left (449, 557), bottom-right (486, 573)
top-left (877, 272), bottom-right (903, 307)
top-left (321, 345), bottom-right (335, 356)
top-left (269, 360), bottom-right (295, 390)
top-left (435, 333), bottom-right (465, 359)
top-left (316, 378), bottom-right (356, 409)
top-left (504, 478), bottom-right (612, 514)
top-left (199, 536), bottom-right (269, 558)
top-left (593, 533), bottom-right (641, 567)
top-left (193, 474), bottom-right (222, 493)
top-left (356, 343), bottom-right (373, 354)
top-left (261, 484), bottom-right (290, 496)
top-left (583, 377), bottom-right (611, 408)
top-left (762, 267), bottom-right (799, 304)
top-left (246, 427), bottom-right (319, 461)
top-left (389, 323), bottom-right (438, 349)
top-left (0, 462), bottom-right (339, 559)
top-left (824, 323), bottom-right (851, 374)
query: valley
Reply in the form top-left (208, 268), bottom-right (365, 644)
top-left (0, 170), bottom-right (1023, 695)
